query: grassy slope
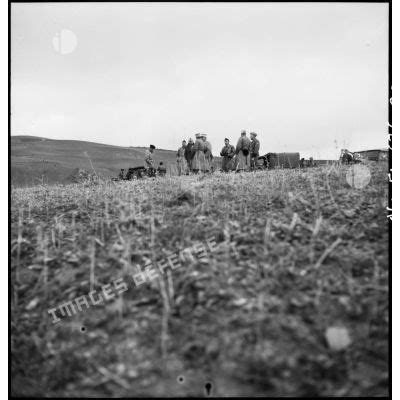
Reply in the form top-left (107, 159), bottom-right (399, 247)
top-left (11, 163), bottom-right (388, 396)
top-left (11, 136), bottom-right (180, 186)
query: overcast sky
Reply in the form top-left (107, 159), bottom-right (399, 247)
top-left (11, 2), bottom-right (388, 158)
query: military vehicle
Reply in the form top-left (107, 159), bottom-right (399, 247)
top-left (257, 152), bottom-right (301, 169)
top-left (352, 149), bottom-right (388, 162)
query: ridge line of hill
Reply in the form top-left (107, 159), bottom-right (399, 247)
top-left (11, 135), bottom-right (174, 152)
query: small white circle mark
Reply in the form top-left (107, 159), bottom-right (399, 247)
top-left (52, 29), bottom-right (77, 55)
top-left (346, 164), bottom-right (371, 189)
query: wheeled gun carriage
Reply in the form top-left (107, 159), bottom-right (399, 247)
top-left (112, 166), bottom-right (156, 181)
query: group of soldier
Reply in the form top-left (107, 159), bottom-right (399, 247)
top-left (175, 133), bottom-right (213, 175)
top-left (174, 130), bottom-right (260, 175)
top-left (140, 130), bottom-right (260, 176)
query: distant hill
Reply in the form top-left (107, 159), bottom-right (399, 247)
top-left (11, 136), bottom-right (181, 187)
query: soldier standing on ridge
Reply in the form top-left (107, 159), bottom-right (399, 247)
top-left (192, 133), bottom-right (206, 174)
top-left (185, 138), bottom-right (194, 173)
top-left (220, 138), bottom-right (235, 172)
top-left (235, 130), bottom-right (251, 172)
top-left (202, 134), bottom-right (212, 173)
top-left (341, 149), bottom-right (352, 165)
top-left (249, 132), bottom-right (260, 170)
top-left (144, 144), bottom-right (156, 177)
top-left (176, 140), bottom-right (187, 176)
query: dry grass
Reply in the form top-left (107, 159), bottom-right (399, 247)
top-left (11, 163), bottom-right (389, 396)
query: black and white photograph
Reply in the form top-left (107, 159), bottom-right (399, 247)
top-left (9, 1), bottom-right (391, 397)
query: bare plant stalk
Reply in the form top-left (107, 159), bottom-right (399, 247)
top-left (43, 234), bottom-right (49, 300)
top-left (161, 304), bottom-right (170, 362)
top-left (150, 215), bottom-right (155, 248)
top-left (288, 212), bottom-right (298, 232)
top-left (57, 216), bottom-right (64, 250)
top-left (71, 212), bottom-right (76, 242)
top-left (312, 216), bottom-right (323, 237)
top-left (90, 238), bottom-right (96, 292)
top-left (325, 172), bottom-right (345, 217)
top-left (256, 292), bottom-right (265, 342)
top-left (263, 219), bottom-right (271, 246)
top-left (149, 209), bottom-right (171, 361)
top-left (85, 152), bottom-right (99, 179)
top-left (166, 269), bottom-right (175, 308)
top-left (314, 238), bottom-right (342, 269)
top-left (308, 176), bottom-right (321, 216)
top-left (51, 228), bottom-right (56, 249)
top-left (105, 198), bottom-right (110, 228)
top-left (123, 238), bottom-right (131, 275)
top-left (158, 276), bottom-right (171, 362)
top-left (101, 218), bottom-right (105, 242)
top-left (16, 209), bottom-right (23, 284)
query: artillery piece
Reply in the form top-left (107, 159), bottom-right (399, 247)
top-left (112, 166), bottom-right (156, 181)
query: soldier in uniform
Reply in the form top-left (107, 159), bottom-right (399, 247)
top-left (341, 149), bottom-right (352, 164)
top-left (185, 138), bottom-right (194, 173)
top-left (202, 134), bottom-right (212, 173)
top-left (118, 168), bottom-right (125, 180)
top-left (249, 132), bottom-right (260, 170)
top-left (220, 138), bottom-right (235, 172)
top-left (144, 144), bottom-right (156, 176)
top-left (192, 133), bottom-right (206, 174)
top-left (235, 130), bottom-right (251, 172)
top-left (176, 140), bottom-right (188, 176)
